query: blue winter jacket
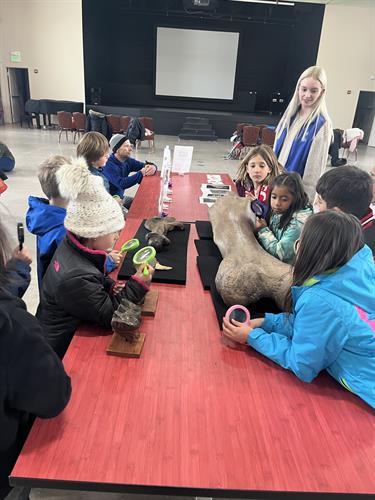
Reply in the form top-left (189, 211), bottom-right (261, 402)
top-left (103, 154), bottom-right (144, 198)
top-left (26, 197), bottom-right (66, 290)
top-left (248, 245), bottom-right (375, 408)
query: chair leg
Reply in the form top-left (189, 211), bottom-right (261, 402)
top-left (65, 130), bottom-right (68, 142)
top-left (58, 128), bottom-right (62, 143)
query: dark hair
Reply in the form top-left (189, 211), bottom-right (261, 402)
top-left (316, 166), bottom-right (372, 219)
top-left (0, 221), bottom-right (11, 288)
top-left (268, 172), bottom-right (310, 230)
top-left (285, 211), bottom-right (364, 311)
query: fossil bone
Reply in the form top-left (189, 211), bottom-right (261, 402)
top-left (111, 298), bottom-right (142, 343)
top-left (144, 216), bottom-right (184, 251)
top-left (209, 193), bottom-right (292, 309)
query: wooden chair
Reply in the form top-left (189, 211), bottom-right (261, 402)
top-left (57, 111), bottom-right (73, 142)
top-left (236, 122), bottom-right (251, 136)
top-left (139, 116), bottom-right (155, 150)
top-left (106, 114), bottom-right (122, 134)
top-left (260, 127), bottom-right (276, 146)
top-left (72, 112), bottom-right (86, 143)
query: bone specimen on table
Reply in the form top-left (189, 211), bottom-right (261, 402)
top-left (111, 298), bottom-right (142, 343)
top-left (209, 193), bottom-right (292, 309)
top-left (144, 216), bottom-right (184, 251)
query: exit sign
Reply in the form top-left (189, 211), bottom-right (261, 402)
top-left (10, 51), bottom-right (21, 63)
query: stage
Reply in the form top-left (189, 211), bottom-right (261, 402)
top-left (87, 104), bottom-right (280, 139)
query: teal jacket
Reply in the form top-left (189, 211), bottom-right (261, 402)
top-left (248, 245), bottom-right (375, 408)
top-left (257, 206), bottom-right (312, 263)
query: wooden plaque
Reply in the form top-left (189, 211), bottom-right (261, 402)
top-left (141, 289), bottom-right (159, 316)
top-left (106, 332), bottom-right (145, 358)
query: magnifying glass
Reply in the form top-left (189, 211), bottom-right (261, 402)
top-left (133, 246), bottom-right (156, 276)
top-left (120, 238), bottom-right (140, 255)
top-left (250, 200), bottom-right (267, 219)
top-left (225, 305), bottom-right (251, 325)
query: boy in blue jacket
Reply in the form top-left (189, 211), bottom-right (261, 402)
top-left (223, 211), bottom-right (375, 409)
top-left (103, 134), bottom-right (157, 209)
top-left (26, 155), bottom-right (69, 290)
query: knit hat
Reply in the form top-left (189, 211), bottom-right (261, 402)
top-left (110, 134), bottom-right (128, 153)
top-left (57, 157), bottom-right (124, 238)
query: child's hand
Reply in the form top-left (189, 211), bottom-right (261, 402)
top-left (134, 264), bottom-right (155, 285)
top-left (222, 317), bottom-right (251, 345)
top-left (250, 317), bottom-right (265, 329)
top-left (12, 246), bottom-right (32, 265)
top-left (109, 250), bottom-right (122, 267)
top-left (246, 192), bottom-right (257, 201)
top-left (113, 281), bottom-right (125, 295)
top-left (255, 218), bottom-right (267, 232)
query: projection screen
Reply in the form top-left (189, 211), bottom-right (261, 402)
top-left (155, 27), bottom-right (239, 100)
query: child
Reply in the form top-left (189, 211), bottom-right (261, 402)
top-left (76, 131), bottom-right (111, 193)
top-left (235, 144), bottom-right (281, 203)
top-left (26, 155), bottom-right (70, 290)
top-left (274, 66), bottom-right (332, 201)
top-left (315, 166), bottom-right (375, 259)
top-left (223, 211), bottom-right (375, 409)
top-left (27, 155), bottom-right (121, 290)
top-left (256, 172), bottom-right (312, 263)
top-left (36, 159), bottom-right (154, 359)
top-left (0, 220), bottom-right (71, 498)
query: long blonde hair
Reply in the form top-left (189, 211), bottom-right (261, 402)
top-left (275, 66), bottom-right (332, 142)
top-left (236, 144), bottom-right (282, 189)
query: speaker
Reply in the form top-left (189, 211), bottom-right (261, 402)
top-left (270, 92), bottom-right (285, 115)
top-left (90, 87), bottom-right (102, 105)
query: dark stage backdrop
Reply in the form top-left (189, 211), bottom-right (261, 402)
top-left (82, 0), bottom-right (324, 113)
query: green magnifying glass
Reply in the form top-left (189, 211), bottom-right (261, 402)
top-left (120, 238), bottom-right (140, 255)
top-left (133, 246), bottom-right (156, 276)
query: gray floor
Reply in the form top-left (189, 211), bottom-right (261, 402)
top-left (1, 124), bottom-right (375, 500)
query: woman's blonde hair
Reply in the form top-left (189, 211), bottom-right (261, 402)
top-left (236, 144), bottom-right (283, 189)
top-left (275, 66), bottom-right (332, 141)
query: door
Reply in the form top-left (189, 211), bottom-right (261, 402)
top-left (6, 67), bottom-right (30, 123)
top-left (352, 91), bottom-right (375, 145)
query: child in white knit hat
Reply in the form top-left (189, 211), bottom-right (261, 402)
top-left (36, 158), bottom-right (154, 358)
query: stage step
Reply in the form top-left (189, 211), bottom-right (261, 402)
top-left (185, 116), bottom-right (210, 124)
top-left (179, 117), bottom-right (217, 141)
top-left (179, 133), bottom-right (218, 141)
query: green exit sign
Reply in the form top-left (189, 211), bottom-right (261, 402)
top-left (10, 51), bottom-right (21, 63)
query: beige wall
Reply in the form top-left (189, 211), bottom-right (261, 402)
top-left (0, 0), bottom-right (84, 122)
top-left (317, 3), bottom-right (375, 129)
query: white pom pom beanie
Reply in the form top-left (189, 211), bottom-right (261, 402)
top-left (57, 157), bottom-right (125, 238)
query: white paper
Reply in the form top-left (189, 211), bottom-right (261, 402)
top-left (172, 145), bottom-right (194, 175)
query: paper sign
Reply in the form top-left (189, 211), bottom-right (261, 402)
top-left (172, 146), bottom-right (193, 175)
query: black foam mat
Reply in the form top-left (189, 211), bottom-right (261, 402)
top-left (194, 239), bottom-right (222, 259)
top-left (196, 256), bottom-right (221, 290)
top-left (118, 220), bottom-right (191, 285)
top-left (195, 220), bottom-right (213, 240)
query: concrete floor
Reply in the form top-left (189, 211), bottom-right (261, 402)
top-left (1, 123), bottom-right (375, 500)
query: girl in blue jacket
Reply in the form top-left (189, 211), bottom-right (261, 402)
top-left (223, 211), bottom-right (375, 409)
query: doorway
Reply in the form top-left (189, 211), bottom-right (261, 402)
top-left (6, 67), bottom-right (30, 123)
top-left (352, 91), bottom-right (375, 145)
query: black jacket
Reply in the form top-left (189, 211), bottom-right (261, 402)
top-left (37, 233), bottom-right (148, 358)
top-left (0, 289), bottom-right (71, 496)
top-left (126, 117), bottom-right (145, 145)
top-left (4, 258), bottom-right (31, 298)
top-left (85, 110), bottom-right (112, 140)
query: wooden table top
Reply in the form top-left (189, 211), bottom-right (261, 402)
top-left (11, 173), bottom-right (375, 498)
